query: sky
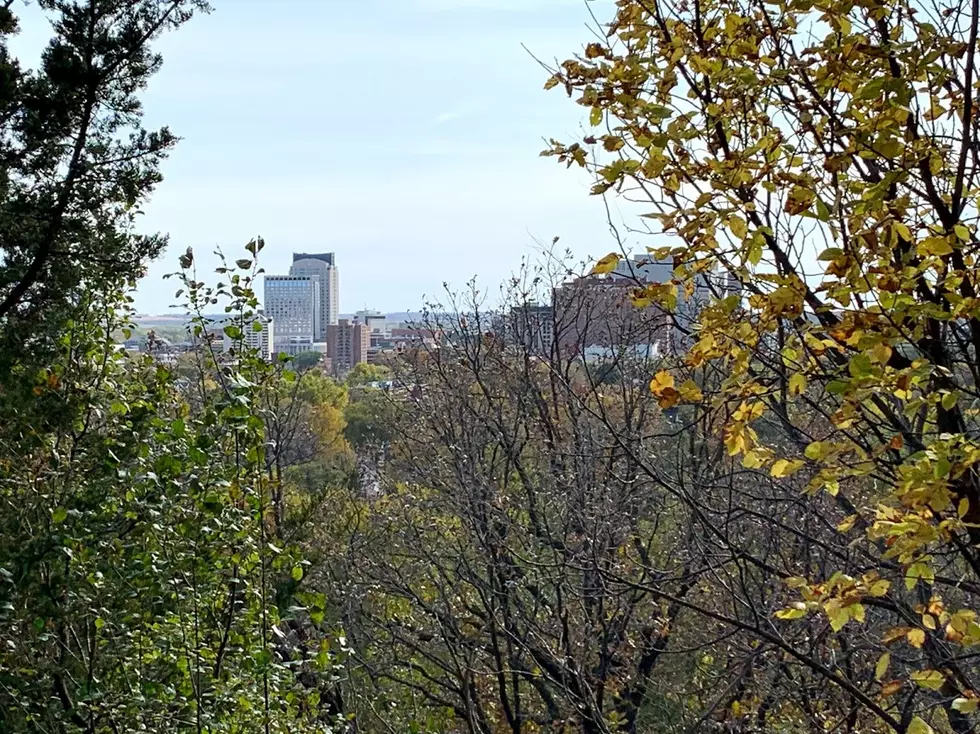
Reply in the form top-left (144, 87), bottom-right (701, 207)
top-left (16, 0), bottom-right (642, 315)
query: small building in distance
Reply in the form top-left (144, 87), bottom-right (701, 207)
top-left (327, 318), bottom-right (370, 375)
top-left (553, 276), bottom-right (670, 357)
top-left (220, 314), bottom-right (275, 361)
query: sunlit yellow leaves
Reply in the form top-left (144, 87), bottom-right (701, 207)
top-left (741, 448), bottom-right (770, 469)
top-left (917, 236), bottom-right (953, 257)
top-left (774, 602), bottom-right (807, 620)
top-left (906, 561), bottom-right (935, 590)
top-left (824, 598), bottom-right (864, 631)
top-left (732, 401), bottom-right (764, 422)
top-left (724, 423), bottom-right (755, 456)
top-left (590, 253), bottom-right (620, 275)
top-left (910, 670), bottom-right (946, 691)
top-left (649, 370), bottom-right (679, 409)
top-left (770, 459), bottom-right (805, 478)
top-left (546, 5), bottom-right (980, 714)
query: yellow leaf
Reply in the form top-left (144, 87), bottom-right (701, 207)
top-left (742, 448), bottom-right (769, 469)
top-left (649, 370), bottom-right (674, 394)
top-left (911, 670), bottom-right (945, 691)
top-left (827, 606), bottom-right (849, 631)
top-left (908, 716), bottom-right (934, 734)
top-left (775, 602), bottom-right (807, 620)
top-left (907, 628), bottom-right (926, 648)
top-left (906, 562), bottom-right (935, 590)
top-left (868, 579), bottom-right (890, 597)
top-left (959, 498), bottom-right (970, 519)
top-left (771, 459), bottom-right (805, 478)
top-left (788, 373), bottom-right (806, 396)
top-left (953, 698), bottom-right (979, 714)
top-left (729, 215), bottom-right (748, 239)
top-left (917, 236), bottom-right (953, 257)
top-left (837, 514), bottom-right (858, 532)
top-left (804, 441), bottom-right (826, 460)
top-left (678, 379), bottom-right (703, 403)
top-left (590, 253), bottom-right (621, 275)
top-left (875, 652), bottom-right (890, 680)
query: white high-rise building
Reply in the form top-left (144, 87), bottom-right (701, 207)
top-left (290, 253), bottom-right (338, 339)
top-left (264, 275), bottom-right (320, 349)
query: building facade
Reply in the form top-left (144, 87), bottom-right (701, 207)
top-left (553, 277), bottom-right (670, 357)
top-left (327, 318), bottom-right (369, 374)
top-left (290, 253), bottom-right (339, 338)
top-left (500, 304), bottom-right (555, 356)
top-left (264, 275), bottom-right (320, 348)
top-left (220, 314), bottom-right (275, 361)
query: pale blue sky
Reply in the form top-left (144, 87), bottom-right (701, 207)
top-left (26, 0), bottom-right (635, 314)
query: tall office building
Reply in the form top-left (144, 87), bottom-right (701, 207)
top-left (264, 275), bottom-right (320, 348)
top-left (290, 253), bottom-right (338, 339)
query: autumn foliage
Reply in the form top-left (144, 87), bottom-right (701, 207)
top-left (543, 0), bottom-right (980, 730)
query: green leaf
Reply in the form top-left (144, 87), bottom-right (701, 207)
top-left (646, 104), bottom-right (673, 120)
top-left (52, 507), bottom-right (68, 524)
top-left (223, 325), bottom-right (242, 339)
top-left (848, 354), bottom-right (873, 377)
top-left (291, 566), bottom-right (304, 581)
top-left (589, 106), bottom-right (603, 126)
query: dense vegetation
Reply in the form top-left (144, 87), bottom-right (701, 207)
top-left (5, 0), bottom-right (980, 732)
